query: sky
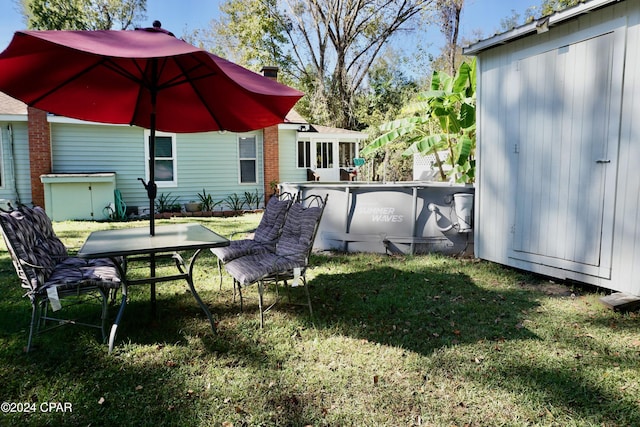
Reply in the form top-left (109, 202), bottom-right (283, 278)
top-left (0, 0), bottom-right (537, 57)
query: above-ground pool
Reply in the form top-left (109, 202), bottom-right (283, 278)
top-left (279, 181), bottom-right (475, 255)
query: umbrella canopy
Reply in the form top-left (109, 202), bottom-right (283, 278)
top-left (0, 28), bottom-right (303, 235)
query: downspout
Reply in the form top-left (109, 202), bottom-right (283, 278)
top-left (7, 124), bottom-right (20, 204)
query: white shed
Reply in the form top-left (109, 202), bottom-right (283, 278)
top-left (465, 0), bottom-right (640, 296)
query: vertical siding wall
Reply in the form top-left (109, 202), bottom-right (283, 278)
top-left (0, 121), bottom-right (31, 205)
top-left (278, 129), bottom-right (307, 183)
top-left (612, 3), bottom-right (640, 294)
top-left (476, 0), bottom-right (640, 295)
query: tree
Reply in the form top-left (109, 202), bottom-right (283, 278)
top-left (540, 0), bottom-right (582, 15)
top-left (204, 0), bottom-right (295, 81)
top-left (437, 0), bottom-right (464, 76)
top-left (356, 52), bottom-right (419, 127)
top-left (210, 0), bottom-right (434, 129)
top-left (21, 0), bottom-right (146, 30)
top-left (361, 58), bottom-right (476, 183)
top-left (355, 53), bottom-right (420, 180)
top-left (285, 0), bottom-right (435, 129)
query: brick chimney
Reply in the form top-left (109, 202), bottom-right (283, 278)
top-left (27, 107), bottom-right (52, 207)
top-left (261, 66), bottom-right (281, 201)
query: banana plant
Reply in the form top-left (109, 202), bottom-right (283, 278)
top-left (361, 58), bottom-right (476, 183)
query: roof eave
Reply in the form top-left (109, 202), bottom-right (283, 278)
top-left (463, 0), bottom-right (623, 55)
top-left (0, 114), bottom-right (28, 122)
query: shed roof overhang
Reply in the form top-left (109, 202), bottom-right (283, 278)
top-left (463, 0), bottom-right (622, 55)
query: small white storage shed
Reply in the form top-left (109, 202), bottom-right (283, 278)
top-left (465, 0), bottom-right (640, 296)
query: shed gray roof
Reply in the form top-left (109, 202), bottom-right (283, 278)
top-left (464, 0), bottom-right (622, 55)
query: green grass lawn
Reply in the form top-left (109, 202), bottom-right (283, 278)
top-left (0, 214), bottom-right (638, 426)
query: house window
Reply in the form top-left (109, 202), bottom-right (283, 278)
top-left (339, 141), bottom-right (356, 167)
top-left (144, 131), bottom-right (177, 187)
top-left (297, 140), bottom-right (311, 168)
top-left (316, 141), bottom-right (333, 168)
top-left (239, 135), bottom-right (257, 183)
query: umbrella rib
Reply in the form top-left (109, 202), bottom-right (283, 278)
top-left (29, 58), bottom-right (109, 106)
top-left (102, 57), bottom-right (218, 92)
top-left (171, 57), bottom-right (224, 130)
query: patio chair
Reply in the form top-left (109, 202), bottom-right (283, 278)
top-left (0, 205), bottom-right (125, 352)
top-left (210, 191), bottom-right (295, 290)
top-left (223, 194), bottom-right (328, 327)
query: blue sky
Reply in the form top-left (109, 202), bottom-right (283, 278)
top-left (0, 0), bottom-right (536, 56)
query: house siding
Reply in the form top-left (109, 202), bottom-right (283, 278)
top-left (0, 121), bottom-right (31, 205)
top-left (50, 122), bottom-right (266, 211)
top-left (474, 0), bottom-right (640, 295)
top-left (278, 128), bottom-right (307, 183)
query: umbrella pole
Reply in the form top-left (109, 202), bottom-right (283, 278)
top-left (149, 70), bottom-right (158, 316)
top-left (149, 122), bottom-right (157, 315)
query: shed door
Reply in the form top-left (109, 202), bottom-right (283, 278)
top-left (510, 31), bottom-right (623, 279)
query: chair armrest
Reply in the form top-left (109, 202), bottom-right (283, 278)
top-left (228, 228), bottom-right (258, 240)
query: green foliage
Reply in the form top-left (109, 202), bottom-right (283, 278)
top-left (356, 53), bottom-right (420, 129)
top-left (362, 58), bottom-right (477, 183)
top-left (23, 0), bottom-right (146, 30)
top-left (540, 0), bottom-right (582, 16)
top-left (155, 192), bottom-right (179, 213)
top-left (243, 189), bottom-right (262, 210)
top-left (225, 192), bottom-right (245, 211)
top-left (208, 0), bottom-right (432, 129)
top-left (210, 0), bottom-right (294, 80)
top-left (197, 188), bottom-right (223, 212)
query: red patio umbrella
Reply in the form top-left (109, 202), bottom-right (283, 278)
top-left (0, 27), bottom-right (303, 235)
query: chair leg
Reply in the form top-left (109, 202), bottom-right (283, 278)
top-left (40, 299), bottom-right (48, 331)
top-left (99, 288), bottom-right (108, 341)
top-left (258, 281), bottom-right (265, 329)
top-left (108, 283), bottom-right (128, 354)
top-left (26, 300), bottom-right (40, 352)
top-left (236, 279), bottom-right (244, 311)
top-left (217, 258), bottom-right (224, 291)
top-left (302, 277), bottom-right (314, 319)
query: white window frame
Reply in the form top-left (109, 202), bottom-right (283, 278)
top-left (297, 138), bottom-right (312, 169)
top-left (144, 130), bottom-right (177, 188)
top-left (238, 134), bottom-right (258, 184)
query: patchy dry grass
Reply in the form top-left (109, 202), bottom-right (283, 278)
top-left (0, 215), bottom-right (638, 426)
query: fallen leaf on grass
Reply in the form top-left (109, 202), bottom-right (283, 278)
top-left (135, 385), bottom-right (143, 391)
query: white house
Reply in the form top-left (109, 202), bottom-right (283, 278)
top-left (465, 0), bottom-right (640, 296)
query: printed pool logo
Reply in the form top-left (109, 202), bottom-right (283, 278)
top-left (359, 207), bottom-right (404, 223)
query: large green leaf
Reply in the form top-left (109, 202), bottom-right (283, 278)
top-left (361, 117), bottom-right (425, 156)
top-left (453, 61), bottom-right (472, 94)
top-left (436, 111), bottom-right (461, 134)
top-left (455, 135), bottom-right (474, 165)
top-left (402, 134), bottom-right (447, 156)
top-left (458, 103), bottom-right (476, 129)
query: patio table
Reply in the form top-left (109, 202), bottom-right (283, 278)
top-left (78, 223), bottom-right (229, 351)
